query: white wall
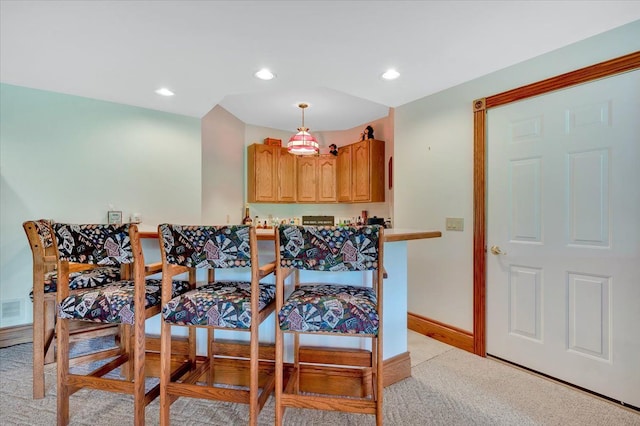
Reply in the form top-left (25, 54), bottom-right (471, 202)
top-left (201, 105), bottom-right (246, 224)
top-left (0, 84), bottom-right (201, 327)
top-left (395, 21), bottom-right (640, 331)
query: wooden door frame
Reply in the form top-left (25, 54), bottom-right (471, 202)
top-left (472, 51), bottom-right (640, 356)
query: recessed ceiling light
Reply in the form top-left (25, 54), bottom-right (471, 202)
top-left (155, 88), bottom-right (174, 96)
top-left (382, 69), bottom-right (400, 80)
top-left (255, 68), bottom-right (276, 80)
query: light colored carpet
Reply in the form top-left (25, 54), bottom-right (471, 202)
top-left (0, 330), bottom-right (637, 425)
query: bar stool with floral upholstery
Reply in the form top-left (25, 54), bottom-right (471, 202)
top-left (51, 222), bottom-right (193, 425)
top-left (23, 219), bottom-right (121, 399)
top-left (274, 224), bottom-right (385, 426)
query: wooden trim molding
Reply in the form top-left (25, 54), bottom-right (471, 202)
top-left (473, 98), bottom-right (487, 357)
top-left (485, 51), bottom-right (640, 109)
top-left (383, 351), bottom-right (411, 387)
top-left (472, 51), bottom-right (640, 358)
top-left (408, 312), bottom-right (474, 353)
top-left (0, 324), bottom-right (33, 348)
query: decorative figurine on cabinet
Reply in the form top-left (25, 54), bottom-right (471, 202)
top-left (329, 144), bottom-right (338, 156)
top-left (361, 125), bottom-right (374, 141)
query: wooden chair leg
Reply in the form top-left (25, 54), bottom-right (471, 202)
top-left (43, 299), bottom-right (56, 364)
top-left (275, 327), bottom-right (284, 426)
top-left (375, 335), bottom-right (383, 426)
top-left (32, 290), bottom-right (46, 399)
top-left (56, 318), bottom-right (70, 425)
top-left (189, 327), bottom-right (197, 364)
top-left (207, 328), bottom-right (215, 386)
top-left (159, 321), bottom-right (171, 426)
top-left (249, 324), bottom-right (259, 426)
top-left (133, 315), bottom-right (146, 426)
top-left (293, 333), bottom-right (300, 393)
top-left (121, 324), bottom-right (133, 381)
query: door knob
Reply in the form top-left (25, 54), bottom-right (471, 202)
top-left (490, 245), bottom-right (506, 255)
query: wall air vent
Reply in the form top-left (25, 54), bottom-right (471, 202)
top-left (1, 299), bottom-right (24, 321)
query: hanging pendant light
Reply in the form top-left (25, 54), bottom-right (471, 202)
top-left (288, 103), bottom-right (319, 155)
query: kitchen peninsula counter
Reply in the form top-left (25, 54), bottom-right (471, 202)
top-left (139, 226), bottom-right (441, 387)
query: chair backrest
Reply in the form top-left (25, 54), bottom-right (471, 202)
top-left (277, 225), bottom-right (382, 272)
top-left (23, 219), bottom-right (55, 258)
top-left (158, 224), bottom-right (254, 269)
top-left (52, 223), bottom-right (135, 266)
top-left (33, 219), bottom-right (54, 248)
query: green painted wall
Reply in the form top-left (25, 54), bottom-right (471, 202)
top-left (0, 83), bottom-right (201, 326)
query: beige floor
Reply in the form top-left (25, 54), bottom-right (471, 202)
top-left (408, 329), bottom-right (455, 367)
top-left (408, 329), bottom-right (640, 419)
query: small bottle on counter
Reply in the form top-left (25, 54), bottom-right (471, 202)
top-left (242, 205), bottom-right (253, 225)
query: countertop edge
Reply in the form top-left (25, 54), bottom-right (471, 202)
top-left (383, 230), bottom-right (442, 242)
top-left (140, 229), bottom-right (442, 242)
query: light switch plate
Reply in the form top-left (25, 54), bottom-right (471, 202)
top-left (446, 217), bottom-right (464, 231)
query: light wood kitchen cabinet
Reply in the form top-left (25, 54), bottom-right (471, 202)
top-left (336, 145), bottom-right (352, 202)
top-left (248, 139), bottom-right (382, 204)
top-left (296, 155), bottom-right (337, 203)
top-left (277, 147), bottom-right (296, 202)
top-left (247, 144), bottom-right (278, 202)
top-left (296, 156), bottom-right (316, 203)
top-left (339, 139), bottom-right (385, 202)
top-left (248, 144), bottom-right (297, 203)
top-left (317, 155), bottom-right (337, 202)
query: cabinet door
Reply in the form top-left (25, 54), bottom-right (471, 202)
top-left (351, 140), bottom-right (371, 201)
top-left (278, 148), bottom-right (296, 202)
top-left (296, 156), bottom-right (317, 203)
top-left (368, 139), bottom-right (386, 202)
top-left (337, 145), bottom-right (352, 202)
top-left (317, 156), bottom-right (337, 202)
top-left (248, 144), bottom-right (277, 202)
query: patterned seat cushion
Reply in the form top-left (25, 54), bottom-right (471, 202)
top-left (58, 279), bottom-right (191, 324)
top-left (278, 284), bottom-right (379, 335)
top-left (162, 281), bottom-right (276, 329)
top-left (29, 267), bottom-right (121, 300)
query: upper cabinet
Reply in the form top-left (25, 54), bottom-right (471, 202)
top-left (247, 144), bottom-right (278, 202)
top-left (248, 144), bottom-right (298, 203)
top-left (247, 139), bottom-right (383, 204)
top-left (339, 139), bottom-right (385, 203)
top-left (296, 155), bottom-right (337, 203)
top-left (336, 145), bottom-right (352, 202)
top-left (317, 155), bottom-right (337, 203)
top-left (277, 147), bottom-right (297, 202)
top-left (296, 156), bottom-right (317, 203)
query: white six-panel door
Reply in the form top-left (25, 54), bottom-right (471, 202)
top-left (487, 70), bottom-right (640, 407)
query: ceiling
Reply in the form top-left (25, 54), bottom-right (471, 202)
top-left (2, 1), bottom-right (640, 132)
